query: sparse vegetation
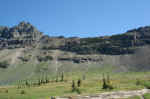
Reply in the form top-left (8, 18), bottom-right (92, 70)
top-left (0, 61), bottom-right (9, 68)
top-left (37, 55), bottom-right (53, 62)
top-left (20, 90), bottom-right (26, 94)
top-left (71, 80), bottom-right (76, 92)
top-left (122, 95), bottom-right (141, 99)
top-left (143, 93), bottom-right (150, 99)
top-left (1, 22), bottom-right (150, 99)
top-left (71, 80), bottom-right (81, 94)
top-left (136, 80), bottom-right (150, 89)
top-left (0, 71), bottom-right (149, 99)
top-left (102, 74), bottom-right (113, 90)
top-left (60, 71), bottom-right (64, 82)
top-left (77, 79), bottom-right (81, 87)
top-left (5, 89), bottom-right (8, 93)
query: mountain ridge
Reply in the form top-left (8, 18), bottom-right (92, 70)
top-left (0, 22), bottom-right (150, 84)
top-left (0, 22), bottom-right (150, 55)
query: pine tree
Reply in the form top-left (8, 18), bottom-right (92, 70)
top-left (56, 75), bottom-right (58, 82)
top-left (77, 79), bottom-right (81, 87)
top-left (72, 80), bottom-right (76, 91)
top-left (102, 74), bottom-right (107, 89)
top-left (107, 74), bottom-right (110, 84)
top-left (38, 79), bottom-right (41, 86)
top-left (61, 71), bottom-right (64, 82)
top-left (25, 80), bottom-right (30, 87)
top-left (45, 76), bottom-right (49, 83)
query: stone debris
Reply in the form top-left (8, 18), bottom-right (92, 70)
top-left (56, 89), bottom-right (150, 99)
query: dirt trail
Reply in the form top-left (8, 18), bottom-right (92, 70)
top-left (56, 89), bottom-right (150, 99)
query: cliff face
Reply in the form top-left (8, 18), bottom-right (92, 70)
top-left (0, 22), bottom-right (150, 55)
top-left (0, 22), bottom-right (42, 49)
top-left (60, 26), bottom-right (150, 55)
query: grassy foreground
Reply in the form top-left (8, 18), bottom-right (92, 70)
top-left (0, 71), bottom-right (150, 99)
top-left (122, 93), bottom-right (150, 99)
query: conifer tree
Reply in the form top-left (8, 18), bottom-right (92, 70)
top-left (102, 74), bottom-right (107, 89)
top-left (61, 71), bottom-right (64, 82)
top-left (72, 80), bottom-right (76, 91)
top-left (77, 79), bottom-right (81, 87)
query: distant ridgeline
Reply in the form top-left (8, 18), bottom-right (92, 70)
top-left (40, 26), bottom-right (150, 55)
top-left (0, 21), bottom-right (43, 49)
top-left (1, 22), bottom-right (150, 55)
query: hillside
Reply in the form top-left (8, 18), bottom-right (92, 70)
top-left (0, 22), bottom-right (150, 84)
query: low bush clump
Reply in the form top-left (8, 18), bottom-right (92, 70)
top-left (102, 74), bottom-right (114, 90)
top-left (143, 93), bottom-right (150, 99)
top-left (20, 90), bottom-right (26, 94)
top-left (0, 61), bottom-right (9, 68)
top-left (71, 80), bottom-right (81, 94)
top-left (5, 89), bottom-right (8, 93)
top-left (136, 79), bottom-right (150, 89)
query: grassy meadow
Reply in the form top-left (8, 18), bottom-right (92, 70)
top-left (0, 71), bottom-right (150, 99)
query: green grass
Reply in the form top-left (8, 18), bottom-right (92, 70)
top-left (0, 71), bottom-right (150, 99)
top-left (120, 95), bottom-right (141, 99)
top-left (143, 93), bottom-right (150, 99)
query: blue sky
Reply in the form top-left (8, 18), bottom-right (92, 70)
top-left (0, 0), bottom-right (150, 37)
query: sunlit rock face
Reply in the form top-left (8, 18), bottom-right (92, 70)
top-left (9, 21), bottom-right (42, 40)
top-left (0, 21), bottom-right (42, 40)
top-left (0, 21), bottom-right (43, 49)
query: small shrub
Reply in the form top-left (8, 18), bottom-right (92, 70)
top-left (102, 76), bottom-right (107, 89)
top-left (50, 96), bottom-right (56, 99)
top-left (18, 57), bottom-right (29, 62)
top-left (45, 77), bottom-right (49, 83)
top-left (38, 79), bottom-right (41, 86)
top-left (143, 82), bottom-right (150, 89)
top-left (20, 90), bottom-right (26, 94)
top-left (107, 84), bottom-right (114, 90)
top-left (25, 80), bottom-right (30, 87)
top-left (77, 79), bottom-right (81, 87)
top-left (102, 74), bottom-right (114, 90)
top-left (137, 80), bottom-right (150, 89)
top-left (5, 89), bottom-right (8, 93)
top-left (60, 72), bottom-right (64, 82)
top-left (41, 79), bottom-right (45, 84)
top-left (143, 93), bottom-right (150, 99)
top-left (72, 80), bottom-right (76, 92)
top-left (37, 55), bottom-right (53, 62)
top-left (56, 75), bottom-right (58, 82)
top-left (76, 88), bottom-right (81, 94)
top-left (136, 79), bottom-right (141, 85)
top-left (71, 80), bottom-right (81, 94)
top-left (0, 61), bottom-right (9, 68)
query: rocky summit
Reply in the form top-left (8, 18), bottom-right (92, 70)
top-left (0, 21), bottom-right (42, 49)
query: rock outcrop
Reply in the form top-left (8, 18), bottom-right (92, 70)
top-left (0, 21), bottom-right (42, 49)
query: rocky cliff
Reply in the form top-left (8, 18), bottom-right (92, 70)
top-left (39, 26), bottom-right (150, 55)
top-left (0, 21), bottom-right (42, 49)
top-left (1, 22), bottom-right (150, 55)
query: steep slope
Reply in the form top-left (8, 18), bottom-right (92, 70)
top-left (0, 22), bottom-right (150, 84)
